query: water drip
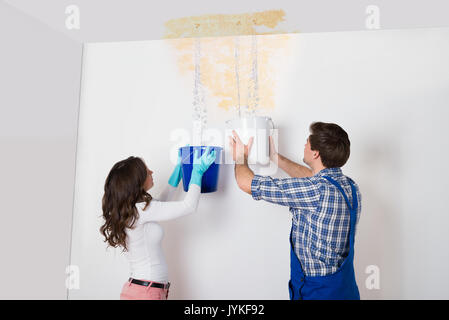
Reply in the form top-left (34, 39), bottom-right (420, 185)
top-left (192, 38), bottom-right (207, 146)
top-left (247, 34), bottom-right (259, 117)
top-left (234, 36), bottom-right (241, 118)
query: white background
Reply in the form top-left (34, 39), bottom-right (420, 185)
top-left (69, 28), bottom-right (449, 299)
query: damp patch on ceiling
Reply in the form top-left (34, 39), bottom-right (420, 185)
top-left (163, 9), bottom-right (295, 39)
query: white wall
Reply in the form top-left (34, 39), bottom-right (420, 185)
top-left (69, 27), bottom-right (449, 299)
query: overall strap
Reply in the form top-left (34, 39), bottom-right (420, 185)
top-left (322, 176), bottom-right (358, 252)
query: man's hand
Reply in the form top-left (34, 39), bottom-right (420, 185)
top-left (229, 130), bottom-right (254, 164)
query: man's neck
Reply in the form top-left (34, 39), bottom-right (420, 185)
top-left (311, 164), bottom-right (327, 176)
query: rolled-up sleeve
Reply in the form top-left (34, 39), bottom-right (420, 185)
top-left (251, 174), bottom-right (320, 209)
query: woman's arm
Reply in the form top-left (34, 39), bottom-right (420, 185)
top-left (156, 184), bottom-right (179, 201)
top-left (156, 147), bottom-right (184, 201)
top-left (138, 184), bottom-right (201, 222)
top-left (139, 146), bottom-right (215, 223)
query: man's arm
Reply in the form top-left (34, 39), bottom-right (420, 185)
top-left (269, 136), bottom-right (313, 178)
top-left (230, 132), bottom-right (319, 207)
top-left (277, 153), bottom-right (313, 178)
top-left (235, 157), bottom-right (254, 195)
top-left (229, 130), bottom-right (255, 195)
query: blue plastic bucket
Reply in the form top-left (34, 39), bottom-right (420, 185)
top-left (180, 146), bottom-right (222, 193)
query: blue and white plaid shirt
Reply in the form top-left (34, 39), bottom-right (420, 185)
top-left (251, 167), bottom-right (361, 277)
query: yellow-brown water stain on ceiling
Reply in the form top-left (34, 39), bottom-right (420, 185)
top-left (164, 10), bottom-right (290, 38)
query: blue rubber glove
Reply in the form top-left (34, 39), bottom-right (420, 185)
top-left (189, 146), bottom-right (217, 188)
top-left (168, 145), bottom-right (189, 187)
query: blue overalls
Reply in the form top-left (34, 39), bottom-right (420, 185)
top-left (288, 176), bottom-right (360, 300)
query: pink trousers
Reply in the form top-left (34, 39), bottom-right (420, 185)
top-left (120, 279), bottom-right (170, 300)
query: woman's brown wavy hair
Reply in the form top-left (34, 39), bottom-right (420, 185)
top-left (100, 156), bottom-right (152, 252)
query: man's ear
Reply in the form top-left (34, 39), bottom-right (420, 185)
top-left (313, 150), bottom-right (320, 160)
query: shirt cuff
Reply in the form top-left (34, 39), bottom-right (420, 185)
top-left (251, 174), bottom-right (265, 201)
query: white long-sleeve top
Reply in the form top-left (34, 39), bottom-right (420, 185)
top-left (123, 183), bottom-right (201, 283)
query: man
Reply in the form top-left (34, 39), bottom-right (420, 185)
top-left (229, 122), bottom-right (361, 300)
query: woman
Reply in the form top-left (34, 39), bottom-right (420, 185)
top-left (100, 146), bottom-right (216, 300)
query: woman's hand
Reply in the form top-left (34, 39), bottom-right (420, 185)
top-left (189, 146), bottom-right (217, 188)
top-left (168, 145), bottom-right (189, 187)
top-left (192, 146), bottom-right (217, 175)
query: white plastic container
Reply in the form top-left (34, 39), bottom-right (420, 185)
top-left (226, 116), bottom-right (275, 165)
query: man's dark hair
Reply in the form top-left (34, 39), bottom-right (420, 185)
top-left (309, 122), bottom-right (350, 168)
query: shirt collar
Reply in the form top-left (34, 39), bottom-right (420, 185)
top-left (315, 167), bottom-right (343, 177)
